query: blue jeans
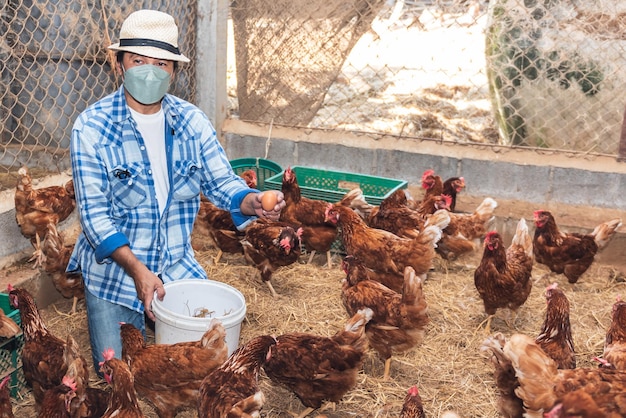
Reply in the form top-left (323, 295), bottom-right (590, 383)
top-left (84, 287), bottom-right (145, 376)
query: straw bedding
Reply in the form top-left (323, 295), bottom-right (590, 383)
top-left (9, 243), bottom-right (626, 417)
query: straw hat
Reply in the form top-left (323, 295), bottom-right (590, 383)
top-left (108, 10), bottom-right (190, 63)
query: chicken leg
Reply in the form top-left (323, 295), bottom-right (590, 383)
top-left (266, 281), bottom-right (278, 298)
top-left (289, 406), bottom-right (315, 418)
top-left (28, 233), bottom-right (46, 269)
top-left (383, 358), bottom-right (392, 380)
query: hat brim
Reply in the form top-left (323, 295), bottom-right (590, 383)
top-left (108, 43), bottom-right (190, 63)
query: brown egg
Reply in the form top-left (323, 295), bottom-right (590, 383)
top-left (261, 192), bottom-right (277, 211)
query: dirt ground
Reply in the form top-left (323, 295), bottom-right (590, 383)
top-left (5, 216), bottom-right (626, 417)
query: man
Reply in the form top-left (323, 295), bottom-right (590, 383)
top-left (68, 9), bottom-right (284, 371)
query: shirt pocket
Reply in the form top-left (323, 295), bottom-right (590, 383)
top-left (109, 163), bottom-right (147, 209)
top-left (172, 160), bottom-right (202, 201)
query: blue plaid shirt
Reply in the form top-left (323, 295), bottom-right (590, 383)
top-left (68, 86), bottom-right (257, 313)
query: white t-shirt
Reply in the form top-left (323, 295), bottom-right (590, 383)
top-left (129, 107), bottom-right (169, 216)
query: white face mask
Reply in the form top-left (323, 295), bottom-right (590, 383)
top-left (122, 64), bottom-right (171, 105)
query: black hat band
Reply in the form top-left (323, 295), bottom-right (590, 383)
top-left (119, 38), bottom-right (180, 55)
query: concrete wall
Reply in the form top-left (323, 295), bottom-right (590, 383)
top-left (221, 119), bottom-right (626, 211)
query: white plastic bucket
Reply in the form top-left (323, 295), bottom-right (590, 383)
top-left (152, 279), bottom-right (247, 355)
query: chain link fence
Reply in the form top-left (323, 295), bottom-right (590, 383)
top-left (229, 0), bottom-right (626, 153)
top-left (2, 0), bottom-right (625, 190)
top-left (0, 0), bottom-right (196, 189)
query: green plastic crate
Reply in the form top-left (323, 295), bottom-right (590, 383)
top-left (264, 166), bottom-right (408, 205)
top-left (229, 158), bottom-right (282, 191)
top-left (0, 293), bottom-right (27, 399)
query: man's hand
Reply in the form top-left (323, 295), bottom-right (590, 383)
top-left (111, 245), bottom-right (165, 321)
top-left (132, 269), bottom-right (166, 321)
top-left (248, 191), bottom-right (285, 221)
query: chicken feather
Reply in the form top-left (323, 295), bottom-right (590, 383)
top-left (533, 210), bottom-right (622, 284)
top-left (198, 335), bottom-right (276, 418)
top-left (474, 218), bottom-right (533, 333)
top-left (325, 204), bottom-right (447, 277)
top-left (14, 166), bottom-right (75, 268)
top-left (263, 308), bottom-right (373, 417)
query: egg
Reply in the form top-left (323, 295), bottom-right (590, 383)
top-left (261, 192), bottom-right (277, 211)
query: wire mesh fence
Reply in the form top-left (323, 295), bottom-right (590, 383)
top-left (0, 0), bottom-right (196, 189)
top-left (1, 0), bottom-right (625, 190)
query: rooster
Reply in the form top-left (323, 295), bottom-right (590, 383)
top-left (263, 308), bottom-right (373, 418)
top-left (324, 203), bottom-right (448, 279)
top-left (241, 218), bottom-right (303, 297)
top-left (533, 210), bottom-right (622, 284)
top-left (8, 285), bottom-right (81, 409)
top-left (602, 295), bottom-right (626, 370)
top-left (473, 218), bottom-right (533, 333)
top-left (342, 265), bottom-right (429, 380)
top-left (14, 166), bottom-right (75, 268)
top-left (99, 350), bottom-right (145, 418)
top-left (400, 385), bottom-right (425, 418)
top-left (41, 223), bottom-right (84, 315)
top-left (197, 335), bottom-right (277, 418)
top-left (120, 320), bottom-right (228, 418)
top-left (482, 333), bottom-right (626, 417)
top-left (535, 283), bottom-right (576, 369)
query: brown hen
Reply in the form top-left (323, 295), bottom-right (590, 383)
top-left (419, 169), bottom-right (443, 202)
top-left (99, 352), bottom-right (145, 418)
top-left (37, 375), bottom-right (76, 418)
top-left (442, 176), bottom-right (465, 212)
top-left (325, 203), bottom-right (448, 279)
top-left (474, 218), bottom-right (533, 333)
top-left (437, 196), bottom-right (498, 261)
top-left (239, 169), bottom-right (258, 189)
top-left (483, 333), bottom-right (626, 417)
top-left (8, 286), bottom-right (84, 410)
top-left (263, 308), bottom-right (373, 418)
top-left (0, 376), bottom-right (14, 418)
top-left (197, 335), bottom-right (276, 418)
top-left (602, 295), bottom-right (626, 370)
top-left (367, 189), bottom-right (428, 239)
top-left (535, 283), bottom-right (576, 369)
top-left (0, 306), bottom-right (20, 340)
top-left (533, 210), bottom-right (622, 284)
top-left (192, 198), bottom-right (245, 262)
top-left (120, 320), bottom-right (228, 418)
top-left (480, 333), bottom-right (524, 418)
top-left (241, 218), bottom-right (302, 297)
top-left (41, 223), bottom-right (84, 315)
top-left (341, 254), bottom-right (404, 293)
top-left (342, 265), bottom-right (429, 380)
top-left (14, 166), bottom-right (75, 268)
top-left (279, 166), bottom-right (370, 267)
top-left (63, 334), bottom-right (109, 418)
top-left (400, 385), bottom-right (425, 418)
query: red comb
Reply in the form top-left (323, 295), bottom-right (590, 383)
top-left (62, 376), bottom-right (77, 391)
top-left (102, 348), bottom-right (115, 361)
